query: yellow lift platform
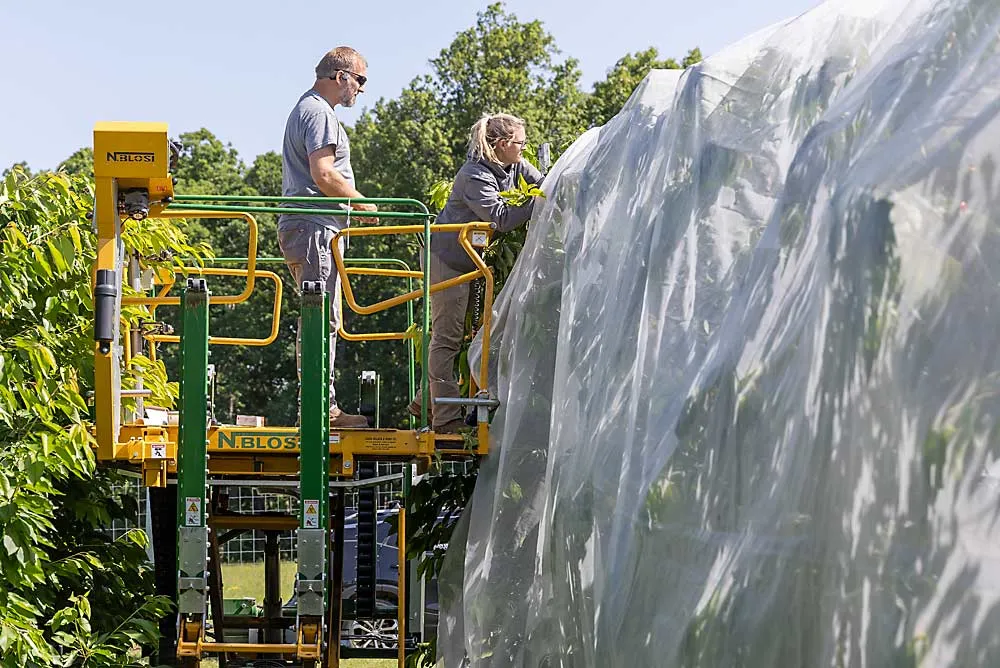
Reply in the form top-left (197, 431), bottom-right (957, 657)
top-left (91, 121), bottom-right (498, 667)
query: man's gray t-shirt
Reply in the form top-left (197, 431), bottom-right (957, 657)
top-left (279, 89), bottom-right (354, 231)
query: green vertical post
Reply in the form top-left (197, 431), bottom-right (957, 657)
top-left (176, 278), bottom-right (209, 619)
top-left (297, 281), bottom-right (329, 626)
top-left (299, 281), bottom-right (330, 525)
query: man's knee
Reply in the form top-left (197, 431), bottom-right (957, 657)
top-left (286, 263), bottom-right (304, 291)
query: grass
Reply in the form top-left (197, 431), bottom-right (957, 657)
top-left (207, 561), bottom-right (396, 667)
top-left (221, 560), bottom-right (298, 604)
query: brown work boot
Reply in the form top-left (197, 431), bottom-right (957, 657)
top-left (433, 418), bottom-right (467, 435)
top-left (407, 396), bottom-right (433, 420)
top-left (330, 406), bottom-right (369, 428)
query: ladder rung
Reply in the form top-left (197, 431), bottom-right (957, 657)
top-left (197, 641), bottom-right (297, 653)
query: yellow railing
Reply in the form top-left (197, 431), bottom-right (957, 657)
top-left (145, 267), bottom-right (283, 347)
top-left (331, 221), bottom-right (495, 394)
top-left (122, 210), bottom-right (259, 306)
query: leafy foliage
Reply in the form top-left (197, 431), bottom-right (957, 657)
top-left (0, 166), bottom-right (195, 665)
top-left (390, 463), bottom-right (479, 582)
top-left (57, 149), bottom-right (94, 180)
top-left (427, 179), bottom-right (453, 213)
top-left (585, 46), bottom-right (702, 126)
top-left (499, 173), bottom-right (545, 207)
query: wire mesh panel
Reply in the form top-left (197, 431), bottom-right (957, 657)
top-left (219, 487), bottom-right (299, 563)
top-left (105, 460), bottom-right (473, 563)
top-left (107, 476), bottom-right (147, 542)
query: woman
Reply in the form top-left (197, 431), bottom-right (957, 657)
top-left (412, 112), bottom-right (543, 433)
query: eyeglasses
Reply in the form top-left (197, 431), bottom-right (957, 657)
top-left (509, 139), bottom-right (527, 147)
top-left (331, 69), bottom-right (367, 88)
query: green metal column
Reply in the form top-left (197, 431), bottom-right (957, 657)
top-left (176, 278), bottom-right (210, 626)
top-left (297, 281), bottom-right (330, 635)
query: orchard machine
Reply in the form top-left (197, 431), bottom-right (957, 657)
top-left (90, 121), bottom-right (499, 667)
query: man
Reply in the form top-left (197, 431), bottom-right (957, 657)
top-left (278, 46), bottom-right (377, 428)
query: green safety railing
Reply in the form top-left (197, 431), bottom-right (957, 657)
top-left (166, 195), bottom-right (432, 425)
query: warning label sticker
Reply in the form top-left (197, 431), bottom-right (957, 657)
top-left (472, 231), bottom-right (489, 247)
top-left (151, 444), bottom-right (166, 459)
top-left (185, 497), bottom-right (202, 526)
top-left (303, 499), bottom-right (320, 528)
top-left (330, 433), bottom-right (341, 444)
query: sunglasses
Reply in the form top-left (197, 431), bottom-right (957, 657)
top-left (331, 69), bottom-right (367, 88)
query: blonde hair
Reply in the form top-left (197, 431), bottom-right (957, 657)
top-left (467, 113), bottom-right (525, 164)
top-left (315, 46), bottom-right (366, 79)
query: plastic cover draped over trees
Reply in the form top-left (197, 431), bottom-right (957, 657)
top-left (438, 0), bottom-right (1000, 665)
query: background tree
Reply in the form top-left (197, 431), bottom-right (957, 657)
top-left (350, 2), bottom-right (589, 205)
top-left (585, 46), bottom-right (702, 127)
top-left (1, 161), bottom-right (33, 179)
top-left (58, 148), bottom-right (94, 179)
top-left (349, 82), bottom-right (456, 201)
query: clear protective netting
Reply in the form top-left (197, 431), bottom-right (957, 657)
top-left (438, 0), bottom-right (1000, 665)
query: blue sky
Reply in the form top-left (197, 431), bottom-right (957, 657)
top-left (0, 0), bottom-right (820, 171)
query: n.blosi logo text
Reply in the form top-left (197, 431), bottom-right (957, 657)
top-left (106, 151), bottom-right (155, 162)
top-left (217, 431), bottom-right (298, 450)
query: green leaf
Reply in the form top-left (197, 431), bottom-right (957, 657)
top-left (132, 618), bottom-right (159, 637)
top-left (119, 528), bottom-right (149, 548)
top-left (77, 595), bottom-right (92, 622)
top-left (30, 245), bottom-right (53, 278)
top-left (0, 624), bottom-right (16, 652)
top-left (46, 239), bottom-right (69, 273)
top-left (55, 236), bottom-right (76, 269)
top-left (68, 223), bottom-right (82, 252)
top-left (427, 179), bottom-right (454, 212)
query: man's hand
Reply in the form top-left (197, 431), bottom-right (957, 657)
top-left (351, 201), bottom-right (379, 225)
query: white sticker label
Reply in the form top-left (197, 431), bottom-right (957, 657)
top-left (471, 231), bottom-right (489, 247)
top-left (303, 499), bottom-right (320, 528)
top-left (185, 497), bottom-right (202, 526)
top-left (330, 433), bottom-right (341, 444)
top-left (151, 444), bottom-right (166, 459)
